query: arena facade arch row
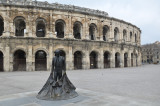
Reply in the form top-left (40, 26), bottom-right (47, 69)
top-left (0, 0), bottom-right (141, 72)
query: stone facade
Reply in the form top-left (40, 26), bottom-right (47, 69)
top-left (142, 41), bottom-right (160, 64)
top-left (0, 0), bottom-right (141, 72)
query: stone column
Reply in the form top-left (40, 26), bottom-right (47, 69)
top-left (4, 46), bottom-right (10, 72)
top-left (120, 51), bottom-right (124, 68)
top-left (3, 19), bottom-right (10, 37)
top-left (98, 49), bottom-right (104, 69)
top-left (27, 40), bottom-right (33, 71)
top-left (49, 40), bottom-right (53, 71)
top-left (109, 25), bottom-right (114, 42)
top-left (84, 15), bottom-right (89, 40)
top-left (48, 11), bottom-right (54, 38)
top-left (85, 50), bottom-right (90, 69)
top-left (66, 43), bottom-right (74, 70)
top-left (110, 49), bottom-right (115, 68)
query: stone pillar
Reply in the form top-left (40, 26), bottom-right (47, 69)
top-left (109, 25), bottom-right (114, 42)
top-left (27, 41), bottom-right (33, 71)
top-left (98, 49), bottom-right (104, 69)
top-left (110, 49), bottom-right (115, 68)
top-left (48, 11), bottom-right (54, 38)
top-left (128, 51), bottom-right (131, 67)
top-left (66, 43), bottom-right (74, 70)
top-left (84, 15), bottom-right (89, 40)
top-left (120, 51), bottom-right (124, 68)
top-left (49, 41), bottom-right (53, 71)
top-left (66, 12), bottom-right (73, 39)
top-left (3, 19), bottom-right (10, 37)
top-left (4, 46), bottom-right (10, 72)
top-left (85, 50), bottom-right (90, 69)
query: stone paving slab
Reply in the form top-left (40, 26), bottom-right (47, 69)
top-left (0, 88), bottom-right (158, 106)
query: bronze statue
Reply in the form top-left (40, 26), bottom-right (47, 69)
top-left (37, 50), bottom-right (78, 100)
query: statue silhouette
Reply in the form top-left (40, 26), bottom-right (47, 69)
top-left (37, 50), bottom-right (78, 100)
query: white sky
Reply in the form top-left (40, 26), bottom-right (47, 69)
top-left (38, 0), bottom-right (160, 45)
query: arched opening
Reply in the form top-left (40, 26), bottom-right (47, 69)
top-left (104, 51), bottom-right (110, 68)
top-left (89, 23), bottom-right (97, 40)
top-left (74, 51), bottom-right (82, 69)
top-left (130, 32), bottom-right (132, 42)
top-left (73, 21), bottom-right (82, 39)
top-left (115, 52), bottom-right (120, 68)
top-left (14, 17), bottom-right (26, 37)
top-left (114, 27), bottom-right (119, 42)
top-left (131, 53), bottom-right (134, 67)
top-left (135, 34), bottom-right (137, 43)
top-left (90, 51), bottom-right (98, 69)
top-left (55, 19), bottom-right (65, 38)
top-left (13, 50), bottom-right (26, 71)
top-left (103, 25), bottom-right (109, 41)
top-left (35, 50), bottom-right (47, 71)
top-left (123, 30), bottom-right (127, 42)
top-left (36, 18), bottom-right (46, 37)
top-left (124, 53), bottom-right (128, 67)
top-left (0, 51), bottom-right (3, 72)
top-left (0, 16), bottom-right (4, 36)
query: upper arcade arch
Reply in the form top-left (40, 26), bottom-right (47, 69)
top-left (73, 21), bottom-right (82, 39)
top-left (103, 25), bottom-right (109, 41)
top-left (55, 19), bottom-right (66, 38)
top-left (14, 16), bottom-right (26, 37)
top-left (123, 29), bottom-right (127, 42)
top-left (114, 27), bottom-right (119, 42)
top-left (36, 18), bottom-right (46, 37)
top-left (0, 16), bottom-right (4, 36)
top-left (89, 23), bottom-right (97, 40)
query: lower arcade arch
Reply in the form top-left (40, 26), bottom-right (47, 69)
top-left (104, 51), bottom-right (110, 68)
top-left (35, 50), bottom-right (47, 71)
top-left (124, 53), bottom-right (128, 67)
top-left (13, 50), bottom-right (26, 71)
top-left (90, 51), bottom-right (98, 69)
top-left (0, 51), bottom-right (4, 72)
top-left (115, 52), bottom-right (120, 68)
top-left (74, 51), bottom-right (82, 70)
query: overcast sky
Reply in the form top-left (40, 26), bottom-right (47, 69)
top-left (38, 0), bottom-right (160, 45)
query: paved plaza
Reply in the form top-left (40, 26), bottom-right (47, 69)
top-left (0, 64), bottom-right (160, 106)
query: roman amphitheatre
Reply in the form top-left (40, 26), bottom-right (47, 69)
top-left (0, 0), bottom-right (141, 72)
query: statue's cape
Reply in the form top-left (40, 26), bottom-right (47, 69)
top-left (37, 73), bottom-right (78, 100)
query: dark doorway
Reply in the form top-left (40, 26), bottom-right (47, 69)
top-left (35, 50), bottom-right (47, 71)
top-left (90, 51), bottom-right (97, 69)
top-left (36, 18), bottom-right (46, 37)
top-left (55, 20), bottom-right (65, 38)
top-left (124, 53), bottom-right (128, 67)
top-left (89, 24), bottom-right (96, 40)
top-left (14, 17), bottom-right (26, 37)
top-left (73, 22), bottom-right (81, 39)
top-left (131, 53), bottom-right (133, 67)
top-left (13, 50), bottom-right (26, 71)
top-left (103, 25), bottom-right (109, 41)
top-left (0, 51), bottom-right (3, 72)
top-left (0, 16), bottom-right (4, 36)
top-left (115, 52), bottom-right (120, 68)
top-left (104, 52), bottom-right (110, 68)
top-left (74, 51), bottom-right (82, 69)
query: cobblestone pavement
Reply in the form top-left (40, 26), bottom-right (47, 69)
top-left (0, 64), bottom-right (160, 106)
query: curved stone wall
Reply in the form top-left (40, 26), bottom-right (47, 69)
top-left (0, 0), bottom-right (141, 72)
